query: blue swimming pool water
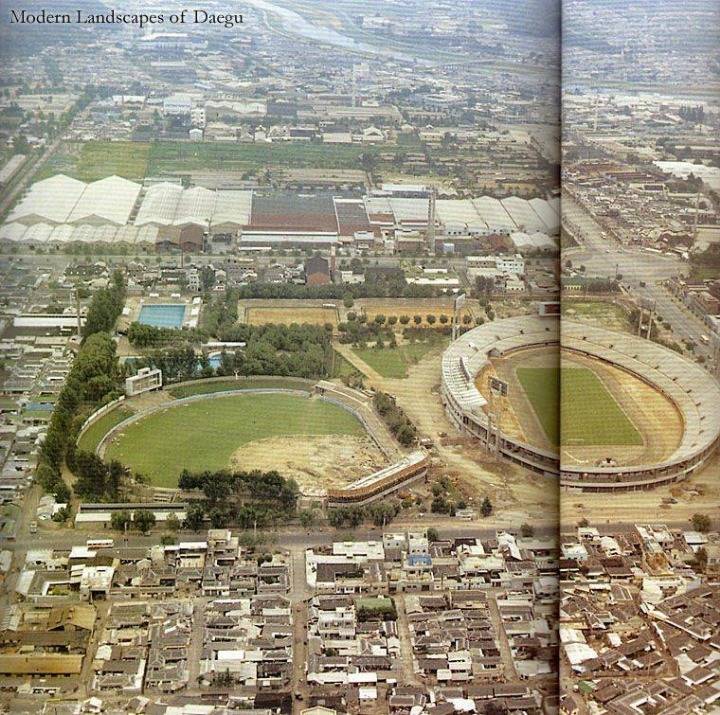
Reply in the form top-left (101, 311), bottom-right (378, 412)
top-left (138, 304), bottom-right (186, 329)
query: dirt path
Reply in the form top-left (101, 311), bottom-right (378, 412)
top-left (187, 598), bottom-right (208, 687)
top-left (290, 548), bottom-right (310, 712)
top-left (353, 347), bottom-right (558, 528)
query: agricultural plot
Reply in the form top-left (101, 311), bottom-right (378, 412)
top-left (148, 141), bottom-right (375, 174)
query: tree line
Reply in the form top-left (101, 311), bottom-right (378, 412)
top-left (37, 275), bottom-right (127, 504)
top-left (176, 468), bottom-right (299, 530)
top-left (373, 391), bottom-right (417, 446)
top-left (134, 322), bottom-right (334, 382)
top-left (82, 270), bottom-right (126, 337)
top-left (234, 281), bottom-right (440, 301)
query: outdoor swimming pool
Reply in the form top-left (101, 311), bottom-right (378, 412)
top-left (138, 304), bottom-right (186, 329)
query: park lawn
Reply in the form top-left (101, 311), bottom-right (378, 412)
top-left (77, 407), bottom-right (134, 453)
top-left (75, 141), bottom-right (150, 181)
top-left (560, 368), bottom-right (643, 446)
top-left (168, 378), bottom-right (312, 399)
top-left (104, 393), bottom-right (364, 487)
top-left (354, 339), bottom-right (444, 379)
top-left (148, 141), bottom-right (375, 173)
top-left (516, 367), bottom-right (560, 446)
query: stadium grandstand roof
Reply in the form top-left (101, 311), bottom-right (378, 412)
top-left (6, 174), bottom-right (141, 227)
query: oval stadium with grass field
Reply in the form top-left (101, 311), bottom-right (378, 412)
top-left (78, 379), bottom-right (430, 507)
top-left (441, 313), bottom-right (720, 491)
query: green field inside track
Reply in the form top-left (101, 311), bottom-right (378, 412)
top-left (104, 392), bottom-right (365, 486)
top-left (517, 366), bottom-right (642, 447)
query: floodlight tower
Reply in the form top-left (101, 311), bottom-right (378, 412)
top-left (427, 187), bottom-right (436, 254)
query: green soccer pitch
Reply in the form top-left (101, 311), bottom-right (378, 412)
top-left (516, 366), bottom-right (643, 447)
top-left (104, 392), bottom-right (365, 487)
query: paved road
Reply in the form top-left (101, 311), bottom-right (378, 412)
top-left (2, 521), bottom-right (559, 555)
top-left (562, 194), bottom-right (715, 364)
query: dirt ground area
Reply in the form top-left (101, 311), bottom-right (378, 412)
top-left (562, 299), bottom-right (633, 333)
top-left (561, 351), bottom-right (683, 468)
top-left (563, 453), bottom-right (720, 526)
top-left (239, 300), bottom-right (339, 325)
top-left (126, 390), bottom-right (175, 411)
top-left (230, 434), bottom-right (387, 495)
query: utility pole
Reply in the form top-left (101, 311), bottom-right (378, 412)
top-left (351, 65), bottom-right (357, 108)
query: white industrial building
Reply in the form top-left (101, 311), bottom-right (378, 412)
top-left (0, 222), bottom-right (159, 247)
top-left (1, 170), bottom-right (560, 253)
top-left (134, 183), bottom-right (253, 230)
top-left (6, 174), bottom-right (141, 227)
top-left (466, 254), bottom-right (526, 279)
top-left (510, 231), bottom-right (558, 253)
top-left (436, 195), bottom-right (559, 234)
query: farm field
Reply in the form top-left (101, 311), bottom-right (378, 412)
top-left (517, 366), bottom-right (643, 447)
top-left (37, 140), bottom-right (376, 184)
top-left (245, 306), bottom-right (339, 326)
top-left (147, 141), bottom-right (376, 173)
top-left (104, 392), bottom-right (365, 486)
top-left (76, 141), bottom-right (150, 181)
top-left (354, 339), bottom-right (445, 378)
